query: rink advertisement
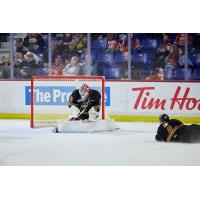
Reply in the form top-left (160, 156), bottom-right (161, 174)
top-left (0, 81), bottom-right (199, 121)
top-left (131, 85), bottom-right (200, 111)
top-left (107, 81), bottom-right (200, 117)
top-left (25, 86), bottom-right (110, 106)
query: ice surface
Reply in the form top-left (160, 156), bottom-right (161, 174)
top-left (0, 120), bottom-right (200, 166)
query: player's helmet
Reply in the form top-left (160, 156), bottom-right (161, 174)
top-left (159, 114), bottom-right (169, 123)
top-left (79, 83), bottom-right (91, 101)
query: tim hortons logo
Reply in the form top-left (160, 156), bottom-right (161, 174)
top-left (132, 86), bottom-right (200, 110)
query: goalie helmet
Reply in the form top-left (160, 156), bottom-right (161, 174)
top-left (79, 83), bottom-right (91, 101)
top-left (159, 114), bottom-right (169, 123)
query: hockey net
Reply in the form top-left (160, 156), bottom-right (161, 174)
top-left (31, 76), bottom-right (105, 128)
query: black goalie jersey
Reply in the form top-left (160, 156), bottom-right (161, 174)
top-left (68, 89), bottom-right (101, 120)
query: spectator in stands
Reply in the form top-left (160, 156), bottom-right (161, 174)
top-left (154, 34), bottom-right (172, 68)
top-left (15, 50), bottom-right (24, 61)
top-left (15, 38), bottom-right (28, 54)
top-left (164, 46), bottom-right (179, 69)
top-left (174, 33), bottom-right (193, 47)
top-left (105, 33), bottom-right (118, 54)
top-left (50, 55), bottom-right (65, 75)
top-left (43, 38), bottom-right (62, 64)
top-left (24, 51), bottom-right (40, 64)
top-left (131, 38), bottom-right (142, 52)
top-left (55, 33), bottom-right (65, 45)
top-left (16, 52), bottom-right (39, 79)
top-left (146, 67), bottom-right (164, 81)
top-left (23, 33), bottom-right (45, 55)
top-left (14, 51), bottom-right (24, 79)
top-left (14, 50), bottom-right (24, 75)
top-left (119, 52), bottom-right (128, 79)
top-left (178, 46), bottom-right (194, 69)
top-left (76, 35), bottom-right (87, 54)
top-left (117, 34), bottom-right (128, 53)
top-left (72, 33), bottom-right (82, 44)
top-left (62, 41), bottom-right (79, 63)
top-left (80, 54), bottom-right (94, 75)
top-left (62, 33), bottom-right (73, 49)
top-left (62, 56), bottom-right (81, 75)
top-left (0, 55), bottom-right (10, 79)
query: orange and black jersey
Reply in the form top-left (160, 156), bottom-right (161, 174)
top-left (156, 119), bottom-right (185, 142)
top-left (68, 89), bottom-right (101, 112)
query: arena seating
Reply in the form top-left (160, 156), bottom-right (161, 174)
top-left (192, 68), bottom-right (200, 80)
top-left (1, 33), bottom-right (200, 80)
top-left (191, 53), bottom-right (200, 68)
top-left (103, 67), bottom-right (120, 79)
top-left (114, 53), bottom-right (125, 63)
top-left (173, 68), bottom-right (192, 80)
top-left (163, 67), bottom-right (174, 80)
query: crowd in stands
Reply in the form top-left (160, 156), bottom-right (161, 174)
top-left (0, 33), bottom-right (88, 79)
top-left (132, 33), bottom-right (200, 80)
top-left (1, 33), bottom-right (200, 80)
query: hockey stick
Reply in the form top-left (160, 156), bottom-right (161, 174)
top-left (77, 97), bottom-right (91, 118)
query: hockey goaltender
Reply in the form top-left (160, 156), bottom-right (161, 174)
top-left (155, 114), bottom-right (200, 143)
top-left (68, 83), bottom-right (101, 121)
top-left (54, 83), bottom-right (119, 133)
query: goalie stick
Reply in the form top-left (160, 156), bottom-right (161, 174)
top-left (77, 97), bottom-right (91, 118)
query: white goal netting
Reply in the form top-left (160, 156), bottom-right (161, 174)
top-left (31, 76), bottom-right (105, 128)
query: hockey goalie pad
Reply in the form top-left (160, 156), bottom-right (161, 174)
top-left (55, 120), bottom-right (119, 133)
top-left (88, 107), bottom-right (99, 121)
top-left (69, 105), bottom-right (80, 118)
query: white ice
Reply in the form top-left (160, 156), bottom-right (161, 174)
top-left (0, 120), bottom-right (200, 166)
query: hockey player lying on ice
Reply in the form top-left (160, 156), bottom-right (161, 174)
top-left (68, 83), bottom-right (101, 120)
top-left (155, 114), bottom-right (200, 143)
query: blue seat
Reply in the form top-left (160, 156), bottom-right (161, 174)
top-left (91, 49), bottom-right (97, 61)
top-left (133, 33), bottom-right (146, 40)
top-left (97, 53), bottom-right (113, 63)
top-left (141, 39), bottom-right (158, 49)
top-left (168, 33), bottom-right (177, 42)
top-left (36, 67), bottom-right (46, 76)
top-left (37, 53), bottom-right (44, 62)
top-left (173, 68), bottom-right (192, 80)
top-left (192, 68), bottom-right (200, 80)
top-left (103, 67), bottom-right (120, 79)
top-left (191, 53), bottom-right (200, 68)
top-left (92, 39), bottom-right (107, 49)
top-left (163, 67), bottom-right (173, 80)
top-left (114, 53), bottom-right (125, 63)
top-left (132, 53), bottom-right (148, 64)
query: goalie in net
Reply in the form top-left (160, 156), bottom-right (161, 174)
top-left (54, 82), bottom-right (119, 133)
top-left (68, 83), bottom-right (101, 121)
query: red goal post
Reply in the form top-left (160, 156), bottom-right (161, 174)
top-left (31, 75), bottom-right (105, 128)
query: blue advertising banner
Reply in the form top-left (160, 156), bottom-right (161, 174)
top-left (25, 86), bottom-right (110, 106)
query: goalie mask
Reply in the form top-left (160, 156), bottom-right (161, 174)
top-left (79, 83), bottom-right (91, 101)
